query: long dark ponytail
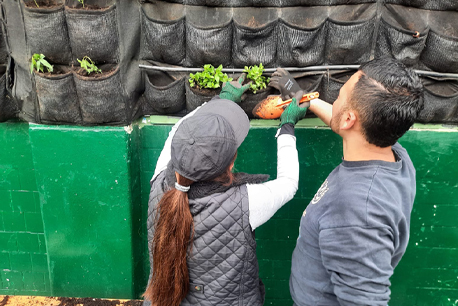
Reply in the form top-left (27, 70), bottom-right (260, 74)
top-left (143, 174), bottom-right (194, 306)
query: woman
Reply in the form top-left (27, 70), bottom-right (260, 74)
top-left (144, 75), bottom-right (308, 306)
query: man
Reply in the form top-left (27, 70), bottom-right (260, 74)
top-left (270, 57), bottom-right (424, 306)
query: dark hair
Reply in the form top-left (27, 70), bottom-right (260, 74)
top-left (350, 57), bottom-right (424, 147)
top-left (143, 173), bottom-right (194, 306)
top-left (143, 153), bottom-right (237, 306)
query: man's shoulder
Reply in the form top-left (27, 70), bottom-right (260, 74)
top-left (392, 142), bottom-right (414, 166)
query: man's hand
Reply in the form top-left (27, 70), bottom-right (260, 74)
top-left (269, 68), bottom-right (302, 100)
top-left (280, 90), bottom-right (309, 127)
top-left (219, 73), bottom-right (251, 103)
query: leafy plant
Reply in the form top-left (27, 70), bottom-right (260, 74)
top-left (77, 0), bottom-right (84, 7)
top-left (189, 64), bottom-right (232, 89)
top-left (243, 63), bottom-right (270, 94)
top-left (77, 56), bottom-right (102, 75)
top-left (30, 53), bottom-right (53, 74)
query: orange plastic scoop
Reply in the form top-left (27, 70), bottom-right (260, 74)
top-left (252, 92), bottom-right (319, 119)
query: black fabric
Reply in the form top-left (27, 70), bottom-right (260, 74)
top-left (325, 18), bottom-right (375, 65)
top-left (74, 65), bottom-right (127, 124)
top-left (239, 87), bottom-right (273, 118)
top-left (143, 70), bottom-right (186, 115)
top-left (162, 0), bottom-right (377, 6)
top-left (384, 0), bottom-right (458, 11)
top-left (278, 123), bottom-right (295, 136)
top-left (185, 19), bottom-right (232, 67)
top-left (375, 6), bottom-right (429, 68)
top-left (23, 4), bottom-right (72, 65)
top-left (66, 4), bottom-right (119, 64)
top-left (0, 22), bottom-right (9, 64)
top-left (140, 4), bottom-right (185, 65)
top-left (417, 77), bottom-right (458, 124)
top-left (232, 8), bottom-right (278, 67)
top-left (185, 80), bottom-right (220, 111)
top-left (0, 65), bottom-right (18, 122)
top-left (34, 67), bottom-right (81, 124)
top-left (277, 19), bottom-right (326, 67)
top-left (375, 18), bottom-right (427, 68)
top-left (321, 70), bottom-right (355, 103)
top-left (420, 30), bottom-right (458, 73)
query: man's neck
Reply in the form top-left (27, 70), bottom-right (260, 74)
top-left (342, 137), bottom-right (396, 162)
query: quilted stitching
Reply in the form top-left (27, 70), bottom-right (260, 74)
top-left (147, 172), bottom-right (263, 306)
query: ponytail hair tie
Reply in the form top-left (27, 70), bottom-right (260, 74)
top-left (175, 182), bottom-right (190, 193)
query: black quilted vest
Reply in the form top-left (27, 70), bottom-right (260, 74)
top-left (146, 168), bottom-right (268, 306)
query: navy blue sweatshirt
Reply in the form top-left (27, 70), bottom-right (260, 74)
top-left (290, 143), bottom-right (415, 306)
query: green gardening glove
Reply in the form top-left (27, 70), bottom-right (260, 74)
top-left (219, 73), bottom-right (252, 103)
top-left (280, 90), bottom-right (309, 127)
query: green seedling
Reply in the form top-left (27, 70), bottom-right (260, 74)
top-left (30, 53), bottom-right (53, 74)
top-left (189, 64), bottom-right (232, 89)
top-left (243, 63), bottom-right (270, 94)
top-left (77, 56), bottom-right (102, 75)
top-left (34, 0), bottom-right (39, 7)
top-left (77, 0), bottom-right (84, 7)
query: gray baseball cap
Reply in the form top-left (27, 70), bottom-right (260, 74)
top-left (171, 98), bottom-right (250, 182)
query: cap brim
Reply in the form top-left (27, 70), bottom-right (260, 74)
top-left (196, 98), bottom-right (250, 147)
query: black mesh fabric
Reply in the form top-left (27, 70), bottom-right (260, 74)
top-left (163, 0), bottom-right (377, 6)
top-left (34, 67), bottom-right (81, 124)
top-left (23, 5), bottom-right (72, 65)
top-left (375, 18), bottom-right (428, 68)
top-left (185, 22), bottom-right (232, 67)
top-left (240, 87), bottom-right (273, 118)
top-left (321, 70), bottom-right (355, 103)
top-left (417, 78), bottom-right (458, 124)
top-left (66, 4), bottom-right (119, 64)
top-left (233, 21), bottom-right (278, 68)
top-left (277, 20), bottom-right (326, 67)
top-left (143, 71), bottom-right (186, 115)
top-left (140, 5), bottom-right (185, 65)
top-left (0, 23), bottom-right (9, 64)
top-left (185, 81), bottom-right (220, 111)
top-left (0, 66), bottom-right (18, 122)
top-left (185, 6), bottom-right (233, 67)
top-left (74, 65), bottom-right (126, 124)
top-left (420, 30), bottom-right (458, 73)
top-left (384, 0), bottom-right (458, 11)
top-left (325, 18), bottom-right (375, 65)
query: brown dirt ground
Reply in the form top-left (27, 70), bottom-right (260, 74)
top-left (0, 295), bottom-right (143, 306)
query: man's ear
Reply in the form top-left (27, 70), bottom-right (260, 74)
top-left (340, 110), bottom-right (357, 130)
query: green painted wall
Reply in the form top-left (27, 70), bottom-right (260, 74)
top-left (1, 118), bottom-right (458, 305)
top-left (0, 121), bottom-right (50, 296)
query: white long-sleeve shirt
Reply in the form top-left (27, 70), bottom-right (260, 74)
top-left (151, 105), bottom-right (299, 230)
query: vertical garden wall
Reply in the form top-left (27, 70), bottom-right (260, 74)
top-left (0, 0), bottom-right (458, 304)
top-left (0, 0), bottom-right (456, 124)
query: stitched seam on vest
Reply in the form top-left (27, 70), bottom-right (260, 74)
top-left (239, 185), bottom-right (247, 306)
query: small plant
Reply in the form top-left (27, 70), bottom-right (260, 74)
top-left (243, 63), bottom-right (270, 94)
top-left (189, 64), bottom-right (232, 89)
top-left (34, 0), bottom-right (39, 7)
top-left (77, 56), bottom-right (102, 75)
top-left (77, 0), bottom-right (84, 7)
top-left (30, 53), bottom-right (53, 74)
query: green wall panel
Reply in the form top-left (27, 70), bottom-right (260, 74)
top-left (1, 119), bottom-right (458, 304)
top-left (28, 125), bottom-right (143, 299)
top-left (0, 121), bottom-right (50, 296)
top-left (139, 121), bottom-right (458, 306)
